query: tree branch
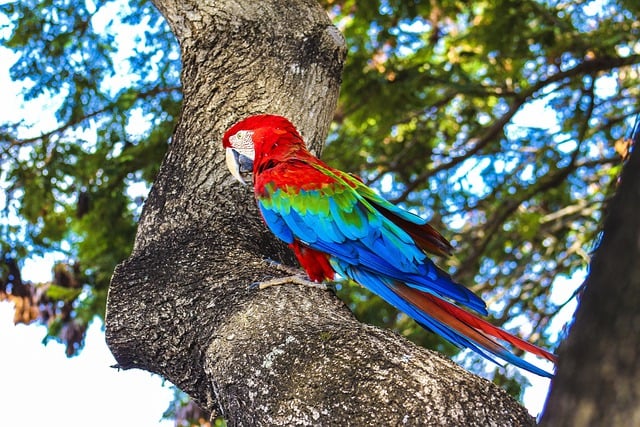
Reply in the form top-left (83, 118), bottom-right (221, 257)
top-left (2, 85), bottom-right (180, 147)
top-left (391, 53), bottom-right (640, 204)
top-left (105, 1), bottom-right (536, 425)
top-left (541, 107), bottom-right (640, 427)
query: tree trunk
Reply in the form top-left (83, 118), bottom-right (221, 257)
top-left (541, 140), bottom-right (640, 424)
top-left (105, 1), bottom-right (535, 425)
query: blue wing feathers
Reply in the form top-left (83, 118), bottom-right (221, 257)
top-left (259, 204), bottom-right (295, 244)
top-left (329, 198), bottom-right (369, 240)
top-left (284, 208), bottom-right (319, 243)
top-left (259, 181), bottom-right (487, 314)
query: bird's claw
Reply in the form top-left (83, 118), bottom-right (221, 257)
top-left (262, 258), bottom-right (305, 276)
top-left (249, 275), bottom-right (329, 291)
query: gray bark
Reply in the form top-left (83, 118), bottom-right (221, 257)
top-left (541, 137), bottom-right (640, 424)
top-left (105, 1), bottom-right (535, 425)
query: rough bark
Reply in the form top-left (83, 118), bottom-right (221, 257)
top-left (541, 142), bottom-right (640, 424)
top-left (105, 1), bottom-right (535, 425)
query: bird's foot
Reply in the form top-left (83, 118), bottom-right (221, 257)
top-left (262, 258), bottom-right (305, 276)
top-left (250, 275), bottom-right (328, 291)
top-left (251, 259), bottom-right (331, 291)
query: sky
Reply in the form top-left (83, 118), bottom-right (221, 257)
top-left (0, 302), bottom-right (174, 427)
top-left (0, 2), bottom-right (587, 425)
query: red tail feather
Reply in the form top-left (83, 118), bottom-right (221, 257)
top-left (391, 282), bottom-right (557, 363)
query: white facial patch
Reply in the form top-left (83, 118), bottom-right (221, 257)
top-left (225, 129), bottom-right (256, 184)
top-left (229, 130), bottom-right (254, 152)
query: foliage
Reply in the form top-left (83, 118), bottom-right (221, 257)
top-left (0, 0), bottom-right (181, 354)
top-left (163, 388), bottom-right (225, 427)
top-left (325, 0), bottom-right (640, 392)
top-left (1, 0), bottom-right (639, 417)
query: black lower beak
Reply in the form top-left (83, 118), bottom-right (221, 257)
top-left (234, 150), bottom-right (254, 174)
top-left (226, 147), bottom-right (254, 184)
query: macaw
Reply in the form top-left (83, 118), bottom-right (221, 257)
top-left (223, 114), bottom-right (557, 377)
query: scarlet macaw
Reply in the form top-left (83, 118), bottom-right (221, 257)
top-left (223, 114), bottom-right (556, 377)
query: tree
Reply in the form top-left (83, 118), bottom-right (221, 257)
top-left (1, 0), bottom-right (181, 356)
top-left (541, 123), bottom-right (640, 425)
top-left (105, 1), bottom-right (537, 423)
top-left (1, 0), bottom-right (639, 424)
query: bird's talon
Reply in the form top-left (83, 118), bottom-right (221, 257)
top-left (262, 258), bottom-right (305, 276)
top-left (251, 275), bottom-right (328, 291)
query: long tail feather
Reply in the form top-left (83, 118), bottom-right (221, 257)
top-left (334, 262), bottom-right (556, 377)
top-left (390, 281), bottom-right (557, 376)
top-left (426, 293), bottom-right (557, 363)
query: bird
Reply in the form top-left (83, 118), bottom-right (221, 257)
top-left (222, 114), bottom-right (557, 377)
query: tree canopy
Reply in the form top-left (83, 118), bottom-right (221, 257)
top-left (1, 0), bottom-right (639, 417)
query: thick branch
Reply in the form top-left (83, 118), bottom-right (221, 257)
top-left (106, 1), bottom-right (535, 424)
top-left (541, 122), bottom-right (640, 424)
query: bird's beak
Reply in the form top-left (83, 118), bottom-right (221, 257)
top-left (225, 147), bottom-right (254, 185)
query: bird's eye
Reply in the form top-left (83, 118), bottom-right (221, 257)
top-left (230, 130), bottom-right (254, 149)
